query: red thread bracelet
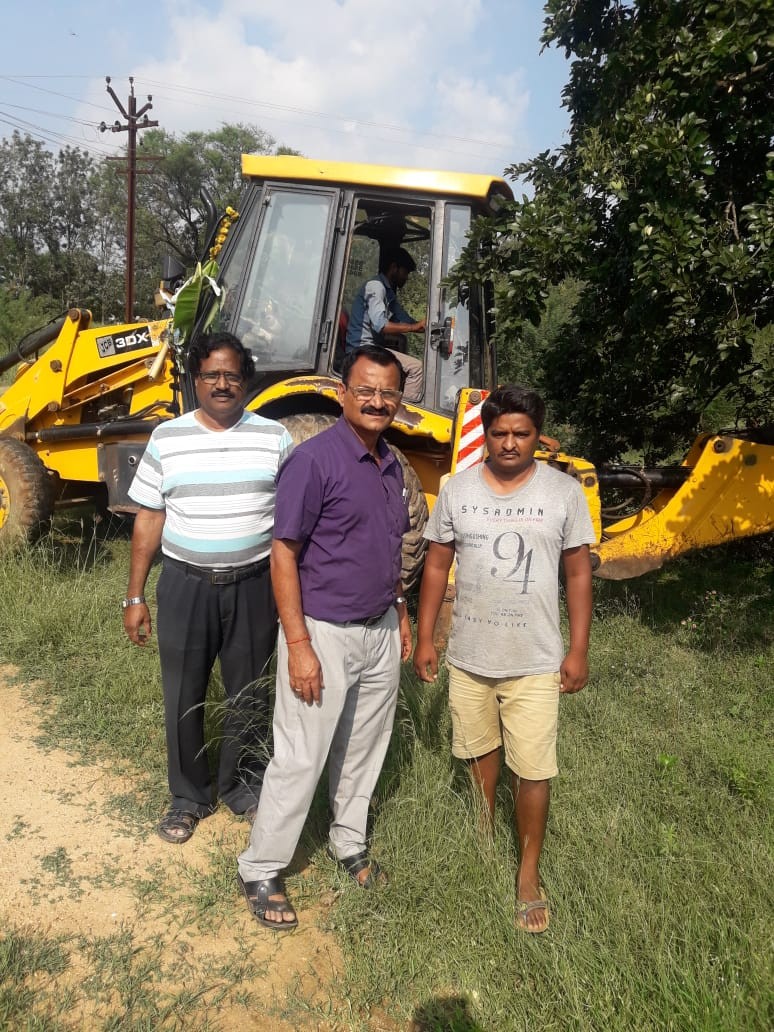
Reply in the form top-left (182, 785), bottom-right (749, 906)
top-left (287, 635), bottom-right (311, 646)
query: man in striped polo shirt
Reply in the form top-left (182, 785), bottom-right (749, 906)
top-left (123, 332), bottom-right (293, 844)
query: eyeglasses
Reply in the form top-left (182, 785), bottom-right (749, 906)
top-left (198, 371), bottom-right (244, 386)
top-left (347, 385), bottom-right (403, 404)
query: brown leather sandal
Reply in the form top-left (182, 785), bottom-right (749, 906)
top-left (156, 808), bottom-right (200, 844)
top-left (515, 889), bottom-right (550, 933)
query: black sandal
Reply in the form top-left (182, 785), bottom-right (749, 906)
top-left (238, 874), bottom-right (298, 930)
top-left (156, 808), bottom-right (200, 844)
top-left (327, 847), bottom-right (387, 888)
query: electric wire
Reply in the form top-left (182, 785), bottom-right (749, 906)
top-left (0, 112), bottom-right (115, 158)
top-left (1, 74), bottom-right (515, 162)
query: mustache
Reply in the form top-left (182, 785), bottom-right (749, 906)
top-left (361, 404), bottom-right (389, 415)
top-left (212, 390), bottom-right (235, 398)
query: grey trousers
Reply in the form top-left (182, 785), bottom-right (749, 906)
top-left (387, 349), bottom-right (423, 401)
top-left (238, 609), bottom-right (400, 882)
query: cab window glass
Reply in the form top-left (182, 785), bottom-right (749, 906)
top-left (437, 204), bottom-right (474, 412)
top-left (233, 190), bottom-right (333, 369)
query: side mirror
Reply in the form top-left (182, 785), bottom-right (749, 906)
top-left (161, 255), bottom-right (186, 292)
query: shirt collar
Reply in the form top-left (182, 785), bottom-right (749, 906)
top-left (334, 415), bottom-right (394, 468)
top-left (377, 272), bottom-right (396, 298)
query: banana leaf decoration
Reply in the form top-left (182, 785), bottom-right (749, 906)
top-left (171, 258), bottom-right (222, 351)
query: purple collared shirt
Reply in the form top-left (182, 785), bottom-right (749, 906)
top-left (273, 417), bottom-right (409, 622)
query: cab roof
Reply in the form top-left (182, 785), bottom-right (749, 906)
top-left (240, 154), bottom-right (513, 204)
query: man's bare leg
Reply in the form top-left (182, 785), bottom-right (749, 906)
top-left (513, 775), bottom-right (550, 931)
top-left (468, 748), bottom-right (501, 827)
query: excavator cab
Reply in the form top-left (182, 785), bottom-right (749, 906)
top-left (200, 156), bottom-right (507, 417)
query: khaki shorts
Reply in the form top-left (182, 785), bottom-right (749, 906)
top-left (447, 663), bottom-right (561, 779)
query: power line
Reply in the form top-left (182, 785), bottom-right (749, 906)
top-left (0, 112), bottom-right (114, 158)
top-left (0, 75), bottom-right (116, 115)
top-left (142, 85), bottom-right (513, 162)
top-left (1, 74), bottom-right (515, 158)
top-left (1, 101), bottom-right (98, 128)
top-left (140, 78), bottom-right (512, 152)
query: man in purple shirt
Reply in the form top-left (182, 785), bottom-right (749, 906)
top-left (237, 345), bottom-right (413, 929)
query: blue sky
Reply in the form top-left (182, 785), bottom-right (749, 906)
top-left (0, 0), bottom-right (571, 180)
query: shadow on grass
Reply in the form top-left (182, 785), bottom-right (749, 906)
top-left (410, 995), bottom-right (486, 1032)
top-left (593, 534), bottom-right (773, 654)
top-left (24, 507), bottom-right (136, 573)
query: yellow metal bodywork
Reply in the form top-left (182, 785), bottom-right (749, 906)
top-left (248, 375), bottom-right (454, 448)
top-left (241, 155), bottom-right (514, 205)
top-left (593, 434), bottom-right (774, 579)
top-left (2, 314), bottom-right (772, 577)
top-left (445, 389), bottom-right (774, 578)
top-left (0, 310), bottom-right (174, 483)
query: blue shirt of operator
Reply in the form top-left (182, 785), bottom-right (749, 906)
top-left (345, 273), bottom-right (413, 350)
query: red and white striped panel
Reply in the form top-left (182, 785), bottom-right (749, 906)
top-left (454, 397), bottom-right (486, 473)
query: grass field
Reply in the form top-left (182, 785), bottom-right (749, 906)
top-left (1, 514), bottom-right (772, 1030)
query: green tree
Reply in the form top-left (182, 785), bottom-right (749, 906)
top-left (89, 161), bottom-right (126, 323)
top-left (0, 124), bottom-right (298, 326)
top-left (0, 135), bottom-right (114, 317)
top-left (134, 124), bottom-right (277, 269)
top-left (463, 0), bottom-right (774, 461)
top-left (40, 146), bottom-right (101, 310)
top-left (0, 286), bottom-right (59, 361)
top-left (0, 132), bottom-right (54, 295)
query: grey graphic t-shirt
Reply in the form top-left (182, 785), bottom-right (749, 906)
top-left (424, 462), bottom-right (596, 677)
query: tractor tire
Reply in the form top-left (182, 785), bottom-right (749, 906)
top-left (279, 412), bottom-right (337, 447)
top-left (384, 443), bottom-right (429, 593)
top-left (0, 438), bottom-right (55, 547)
top-left (277, 413), bottom-right (429, 592)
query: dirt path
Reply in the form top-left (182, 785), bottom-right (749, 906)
top-left (0, 665), bottom-right (344, 1030)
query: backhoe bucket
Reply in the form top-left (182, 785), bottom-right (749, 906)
top-left (593, 433), bottom-right (774, 579)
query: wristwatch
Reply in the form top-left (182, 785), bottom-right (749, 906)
top-left (121, 596), bottom-right (146, 610)
top-left (394, 595), bottom-right (407, 606)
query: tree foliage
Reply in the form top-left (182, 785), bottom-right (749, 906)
top-left (465, 0), bottom-right (774, 460)
top-left (0, 132), bottom-right (113, 331)
top-left (134, 124), bottom-right (278, 272)
top-left (0, 123), bottom-right (296, 344)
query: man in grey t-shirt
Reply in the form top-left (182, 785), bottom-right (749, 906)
top-left (414, 385), bottom-right (594, 933)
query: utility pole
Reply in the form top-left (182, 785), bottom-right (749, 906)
top-left (100, 77), bottom-right (158, 322)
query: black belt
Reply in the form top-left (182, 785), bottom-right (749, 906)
top-left (336, 610), bottom-right (389, 627)
top-left (167, 555), bottom-right (269, 585)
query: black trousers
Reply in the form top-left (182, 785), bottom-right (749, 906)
top-left (156, 558), bottom-right (277, 817)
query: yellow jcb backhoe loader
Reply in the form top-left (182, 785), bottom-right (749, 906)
top-left (1, 156), bottom-right (772, 585)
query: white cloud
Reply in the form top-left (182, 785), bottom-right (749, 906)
top-left (79, 0), bottom-right (527, 175)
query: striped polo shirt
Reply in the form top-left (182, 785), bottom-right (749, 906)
top-left (129, 410), bottom-right (293, 568)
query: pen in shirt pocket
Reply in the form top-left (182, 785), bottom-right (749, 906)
top-left (402, 487), bottom-right (408, 503)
